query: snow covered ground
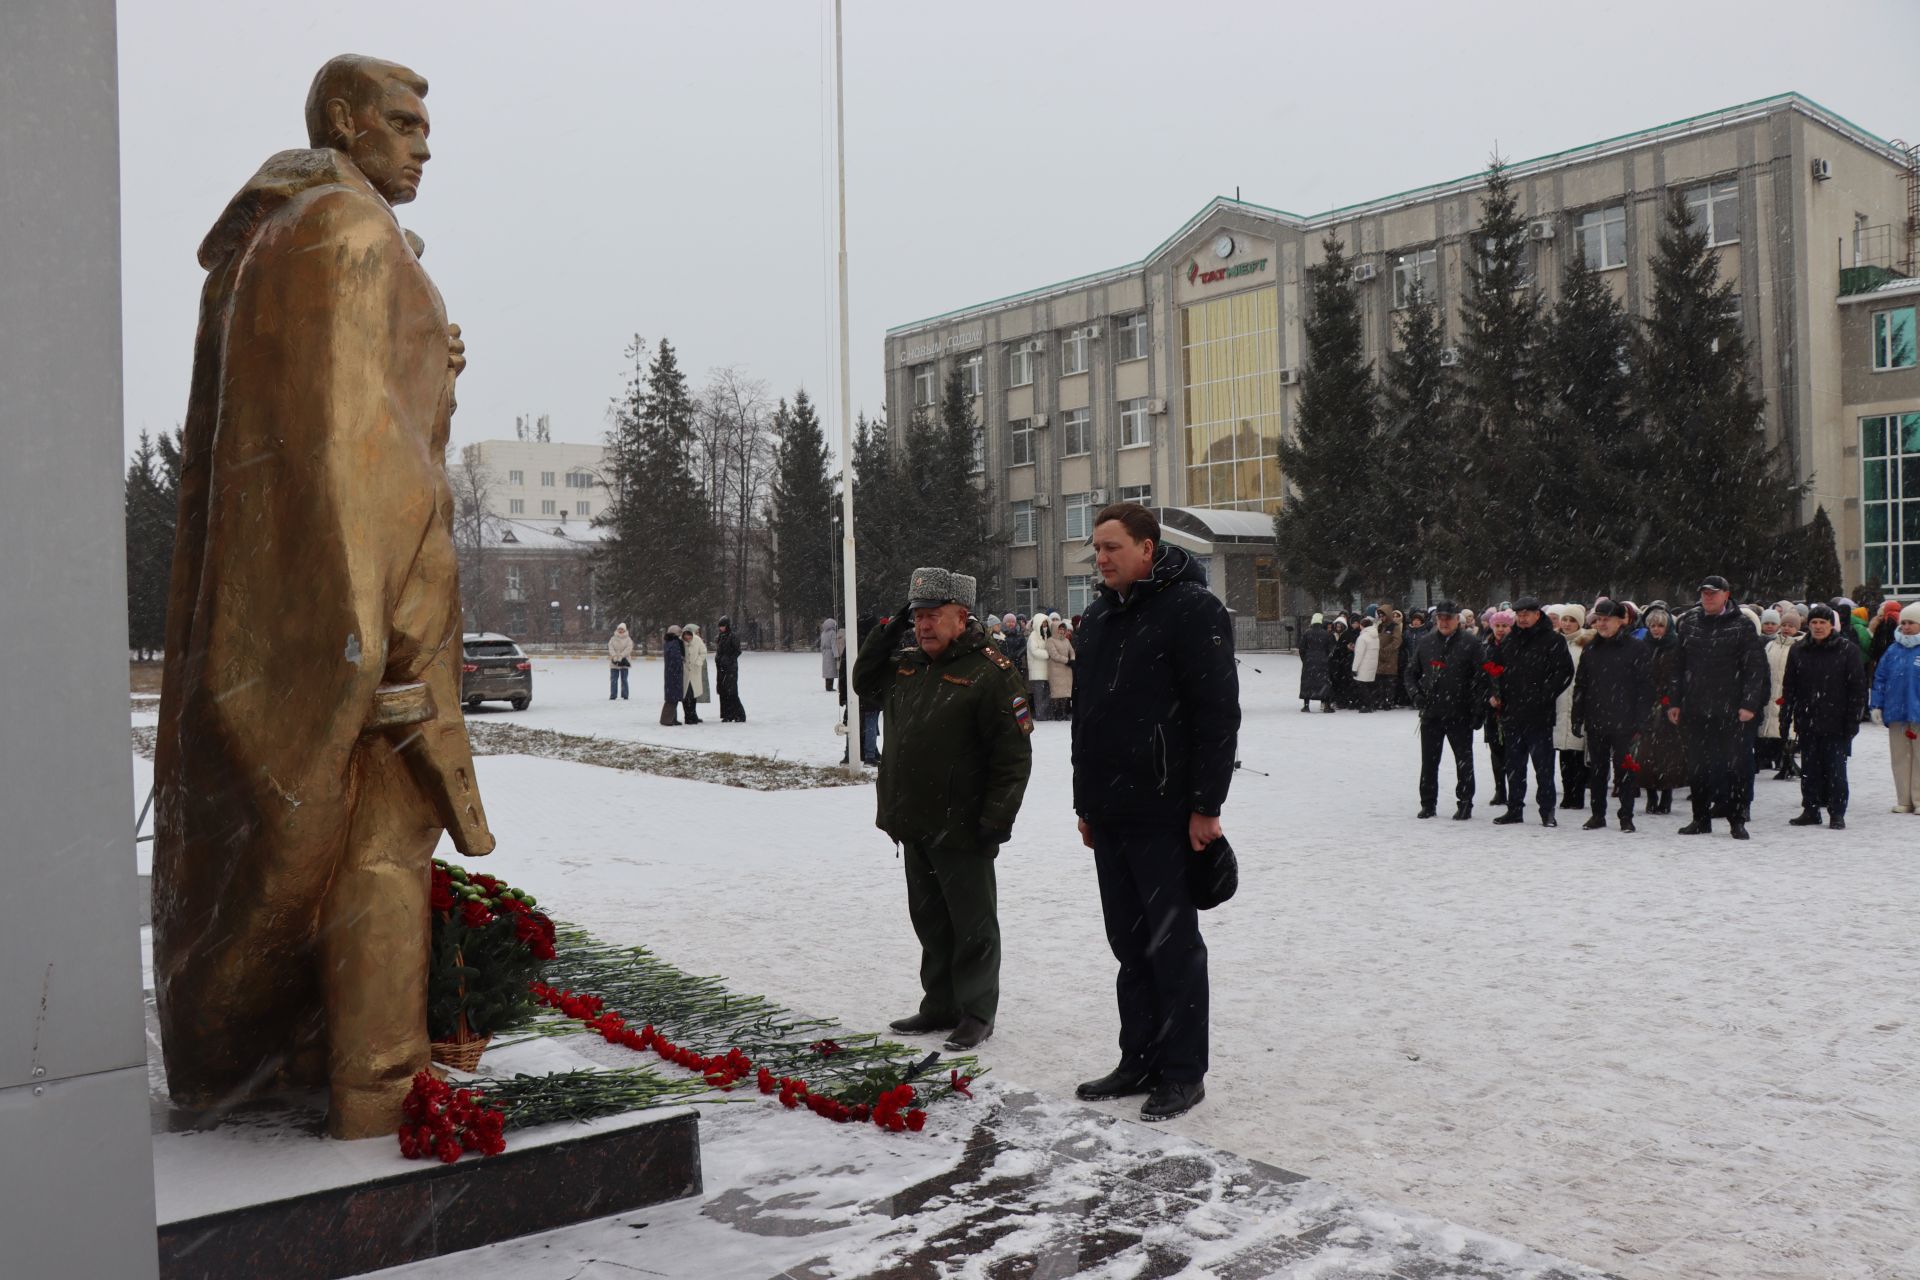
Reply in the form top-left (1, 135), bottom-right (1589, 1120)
top-left (141, 649), bottom-right (1919, 1277)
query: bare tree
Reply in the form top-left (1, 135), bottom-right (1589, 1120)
top-left (448, 444), bottom-right (503, 632)
top-left (694, 366), bottom-right (777, 624)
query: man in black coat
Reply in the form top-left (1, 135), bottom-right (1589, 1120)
top-left (1070, 503), bottom-right (1239, 1123)
top-left (1669, 575), bottom-right (1769, 839)
top-left (1571, 599), bottom-right (1653, 832)
top-left (1489, 597), bottom-right (1574, 826)
top-left (713, 616), bottom-right (746, 722)
top-left (1404, 601), bottom-right (1487, 820)
top-left (1782, 604), bottom-right (1867, 829)
top-left (1298, 614), bottom-right (1334, 712)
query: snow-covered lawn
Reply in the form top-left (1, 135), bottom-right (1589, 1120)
top-left (143, 649), bottom-right (1920, 1277)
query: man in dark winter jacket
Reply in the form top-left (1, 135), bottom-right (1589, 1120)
top-left (1489, 597), bottom-right (1574, 825)
top-left (1070, 504), bottom-right (1239, 1124)
top-left (1404, 601), bottom-right (1487, 820)
top-left (1782, 604), bottom-right (1867, 829)
top-left (1669, 575), bottom-right (1769, 839)
top-left (1572, 599), bottom-right (1653, 832)
top-left (713, 616), bottom-right (746, 722)
top-left (852, 568), bottom-right (1033, 1053)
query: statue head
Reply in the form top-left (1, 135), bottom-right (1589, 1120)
top-left (305, 55), bottom-right (431, 205)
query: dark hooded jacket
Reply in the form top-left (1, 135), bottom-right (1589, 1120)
top-left (1675, 600), bottom-right (1769, 722)
top-left (1572, 628), bottom-right (1654, 739)
top-left (1782, 629), bottom-right (1867, 741)
top-left (1298, 623), bottom-right (1334, 700)
top-left (1491, 615), bottom-right (1574, 729)
top-left (1071, 545), bottom-right (1240, 825)
top-left (1406, 625), bottom-right (1488, 726)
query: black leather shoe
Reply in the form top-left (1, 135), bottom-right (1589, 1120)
top-left (888, 1011), bottom-right (958, 1035)
top-left (1540, 812), bottom-right (1558, 828)
top-left (1788, 810), bottom-right (1823, 826)
top-left (1582, 816), bottom-right (1607, 830)
top-left (1829, 815), bottom-right (1847, 830)
top-left (1677, 820), bottom-right (1712, 835)
top-left (942, 1015), bottom-right (993, 1051)
top-left (1140, 1078), bottom-right (1205, 1122)
top-left (1619, 815), bottom-right (1636, 833)
top-left (1728, 820), bottom-right (1750, 840)
top-left (1559, 796), bottom-right (1584, 810)
top-left (1075, 1066), bottom-right (1156, 1102)
top-left (1416, 806), bottom-right (1437, 819)
top-left (1491, 810), bottom-right (1525, 825)
top-left (1451, 803), bottom-right (1472, 821)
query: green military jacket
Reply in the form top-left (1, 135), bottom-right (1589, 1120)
top-left (852, 620), bottom-right (1034, 854)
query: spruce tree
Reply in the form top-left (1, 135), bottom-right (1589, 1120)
top-left (1453, 155), bottom-right (1546, 601)
top-left (934, 364), bottom-right (1003, 607)
top-left (124, 430), bottom-right (175, 659)
top-left (598, 336), bottom-right (653, 634)
top-left (1633, 191), bottom-right (1799, 596)
top-left (1539, 252), bottom-right (1637, 593)
top-left (1376, 281), bottom-right (1456, 597)
top-left (1800, 505), bottom-right (1843, 601)
top-left (851, 410), bottom-right (908, 614)
top-left (767, 389), bottom-right (835, 639)
top-left (1274, 236), bottom-right (1376, 607)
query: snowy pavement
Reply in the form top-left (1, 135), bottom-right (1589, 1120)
top-left (142, 650), bottom-right (1919, 1277)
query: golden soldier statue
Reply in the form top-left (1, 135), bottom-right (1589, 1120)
top-left (153, 55), bottom-right (493, 1139)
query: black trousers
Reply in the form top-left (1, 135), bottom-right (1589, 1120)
top-left (1798, 733), bottom-right (1851, 817)
top-left (1486, 739), bottom-right (1508, 801)
top-left (1684, 719), bottom-right (1749, 821)
top-left (1502, 723), bottom-right (1557, 815)
top-left (1419, 719), bottom-right (1476, 809)
top-left (1089, 820), bottom-right (1208, 1084)
top-left (1584, 730), bottom-right (1639, 818)
top-left (1558, 748), bottom-right (1588, 807)
top-left (717, 668), bottom-right (745, 721)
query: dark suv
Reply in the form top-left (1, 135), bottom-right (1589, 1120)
top-left (460, 633), bottom-right (532, 710)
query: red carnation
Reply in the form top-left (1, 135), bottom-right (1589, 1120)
top-left (905, 1109), bottom-right (927, 1132)
top-left (1775, 698), bottom-right (1784, 706)
top-left (1621, 755), bottom-right (1640, 773)
top-left (429, 869), bottom-right (454, 913)
top-left (949, 1070), bottom-right (973, 1099)
top-left (1482, 662), bottom-right (1505, 678)
top-left (1659, 695), bottom-right (1670, 706)
top-left (1908, 729), bottom-right (1917, 741)
top-left (472, 874), bottom-right (501, 892)
top-left (459, 901), bottom-right (493, 929)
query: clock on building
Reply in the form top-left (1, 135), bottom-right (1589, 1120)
top-left (1213, 234), bottom-right (1235, 259)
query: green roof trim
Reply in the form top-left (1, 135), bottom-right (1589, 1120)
top-left (887, 92), bottom-right (1908, 338)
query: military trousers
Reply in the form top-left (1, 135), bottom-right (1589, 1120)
top-left (902, 842), bottom-right (1000, 1024)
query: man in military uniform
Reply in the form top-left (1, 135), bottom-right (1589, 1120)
top-left (853, 567), bottom-right (1034, 1052)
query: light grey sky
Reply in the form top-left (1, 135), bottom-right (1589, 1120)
top-left (118, 0), bottom-right (1915, 460)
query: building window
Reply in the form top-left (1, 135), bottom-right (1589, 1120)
top-left (1061, 329), bottom-right (1089, 376)
top-left (508, 469), bottom-right (524, 485)
top-left (1066, 574), bottom-right (1094, 617)
top-left (1576, 205), bottom-right (1627, 270)
top-left (1255, 556), bottom-right (1280, 621)
top-left (541, 499), bottom-right (556, 515)
top-left (1685, 179), bottom-right (1740, 246)
top-left (1118, 398), bottom-right (1151, 448)
top-left (911, 363), bottom-right (937, 406)
top-left (507, 605), bottom-right (527, 635)
top-left (541, 470), bottom-right (555, 486)
top-left (547, 566), bottom-right (562, 591)
top-left (1118, 484), bottom-right (1152, 505)
top-left (1873, 306), bottom-right (1917, 371)
top-left (577, 500), bottom-right (590, 516)
top-left (1009, 500), bottom-right (1036, 546)
top-left (1007, 417), bottom-right (1034, 467)
top-left (960, 353), bottom-right (984, 397)
top-left (1391, 247), bottom-right (1437, 309)
top-left (1061, 408), bottom-right (1091, 457)
top-left (1013, 578), bottom-right (1039, 618)
top-left (505, 565), bottom-right (524, 601)
top-left (509, 498), bottom-right (524, 514)
top-left (1180, 288), bottom-right (1282, 511)
top-left (566, 470), bottom-right (594, 488)
top-left (1063, 491), bottom-right (1097, 541)
top-left (969, 426), bottom-right (985, 474)
top-left (1008, 344), bottom-right (1036, 387)
top-left (1116, 312), bottom-right (1148, 362)
top-left (548, 603), bottom-right (563, 635)
top-left (1861, 412), bottom-right (1920, 590)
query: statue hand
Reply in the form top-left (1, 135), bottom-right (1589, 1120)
top-left (447, 323), bottom-right (466, 377)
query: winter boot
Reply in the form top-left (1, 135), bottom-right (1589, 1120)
top-left (1451, 803), bottom-right (1473, 821)
top-left (1076, 1065), bottom-right (1156, 1102)
top-left (1416, 805), bottom-right (1437, 819)
top-left (1788, 808), bottom-right (1823, 825)
top-left (1540, 811), bottom-right (1558, 828)
top-left (943, 1015), bottom-right (993, 1052)
top-left (1829, 813), bottom-right (1847, 830)
top-left (1677, 819), bottom-right (1712, 835)
top-left (1582, 815), bottom-right (1607, 830)
top-left (1492, 809), bottom-right (1525, 825)
top-left (1619, 815), bottom-right (1636, 833)
top-left (1728, 818), bottom-right (1750, 840)
top-left (888, 1011), bottom-right (959, 1035)
top-left (1140, 1079), bottom-right (1205, 1123)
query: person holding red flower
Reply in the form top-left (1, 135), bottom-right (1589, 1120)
top-left (1571, 600), bottom-right (1653, 833)
top-left (1403, 601), bottom-right (1488, 820)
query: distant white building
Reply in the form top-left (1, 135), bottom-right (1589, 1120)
top-left (462, 439), bottom-right (611, 525)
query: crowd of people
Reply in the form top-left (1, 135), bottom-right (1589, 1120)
top-left (1299, 583), bottom-right (1920, 835)
top-left (604, 618), bottom-right (746, 725)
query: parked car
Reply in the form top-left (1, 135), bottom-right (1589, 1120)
top-left (460, 633), bottom-right (532, 710)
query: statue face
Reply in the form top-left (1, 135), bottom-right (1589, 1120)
top-left (334, 77), bottom-right (432, 205)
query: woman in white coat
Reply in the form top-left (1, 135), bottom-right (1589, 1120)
top-left (1759, 606), bottom-right (1801, 777)
top-left (1025, 616), bottom-right (1052, 721)
top-left (1551, 604), bottom-right (1593, 810)
top-left (1353, 617), bottom-right (1381, 712)
top-left (681, 623), bottom-right (710, 725)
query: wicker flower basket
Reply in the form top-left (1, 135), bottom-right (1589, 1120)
top-left (430, 1031), bottom-right (491, 1073)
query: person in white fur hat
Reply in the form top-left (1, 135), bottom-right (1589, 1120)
top-left (1551, 603), bottom-right (1593, 810)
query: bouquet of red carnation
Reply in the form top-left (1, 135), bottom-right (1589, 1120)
top-left (397, 1071), bottom-right (506, 1163)
top-left (429, 859), bottom-right (558, 1052)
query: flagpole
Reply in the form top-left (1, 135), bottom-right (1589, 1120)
top-left (834, 0), bottom-right (862, 779)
